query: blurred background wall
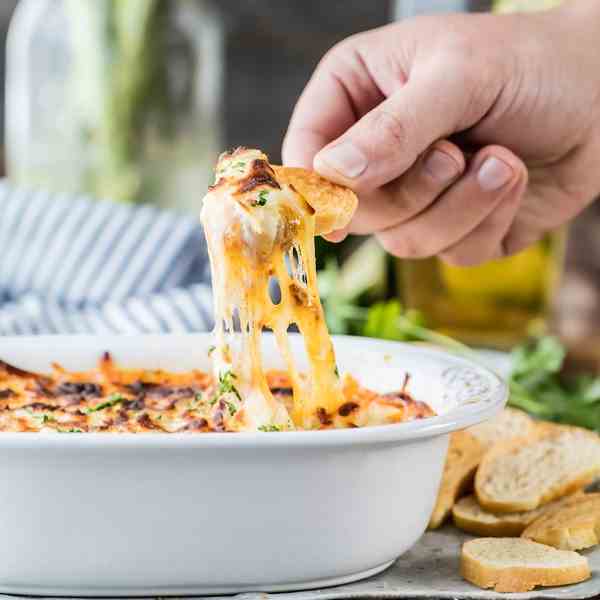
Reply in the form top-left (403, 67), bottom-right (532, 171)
top-left (0, 0), bottom-right (597, 359)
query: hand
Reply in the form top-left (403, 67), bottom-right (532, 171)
top-left (283, 1), bottom-right (600, 265)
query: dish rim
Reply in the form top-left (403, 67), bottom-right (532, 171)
top-left (0, 333), bottom-right (507, 449)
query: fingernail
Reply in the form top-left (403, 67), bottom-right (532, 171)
top-left (423, 149), bottom-right (461, 183)
top-left (478, 157), bottom-right (514, 191)
top-left (315, 142), bottom-right (368, 179)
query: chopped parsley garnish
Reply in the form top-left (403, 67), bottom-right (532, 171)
top-left (57, 428), bottom-right (84, 433)
top-left (233, 161), bottom-right (246, 171)
top-left (258, 424), bottom-right (281, 432)
top-left (189, 392), bottom-right (204, 410)
top-left (217, 370), bottom-right (242, 402)
top-left (225, 400), bottom-right (238, 416)
top-left (36, 413), bottom-right (55, 424)
top-left (207, 345), bottom-right (216, 356)
top-left (334, 365), bottom-right (340, 377)
top-left (209, 370), bottom-right (242, 406)
top-left (252, 190), bottom-right (269, 207)
top-left (82, 393), bottom-right (125, 414)
top-left (25, 410), bottom-right (55, 425)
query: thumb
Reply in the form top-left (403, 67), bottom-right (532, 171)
top-left (313, 59), bottom-right (484, 192)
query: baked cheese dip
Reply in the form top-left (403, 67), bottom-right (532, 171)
top-left (0, 355), bottom-right (433, 433)
top-left (0, 148), bottom-right (435, 433)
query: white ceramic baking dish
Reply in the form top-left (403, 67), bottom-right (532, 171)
top-left (0, 333), bottom-right (506, 597)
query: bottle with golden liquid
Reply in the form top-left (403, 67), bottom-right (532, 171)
top-left (396, 0), bottom-right (566, 350)
top-left (396, 231), bottom-right (567, 349)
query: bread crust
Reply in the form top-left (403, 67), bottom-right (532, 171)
top-left (468, 408), bottom-right (534, 450)
top-left (475, 425), bottom-right (600, 513)
top-left (452, 493), bottom-right (585, 538)
top-left (272, 166), bottom-right (358, 235)
top-left (428, 431), bottom-right (485, 529)
top-left (461, 539), bottom-right (591, 593)
top-left (522, 493), bottom-right (600, 550)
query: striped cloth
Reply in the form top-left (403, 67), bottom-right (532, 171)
top-left (0, 182), bottom-right (214, 335)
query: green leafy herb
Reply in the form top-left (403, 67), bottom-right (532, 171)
top-left (57, 428), bottom-right (84, 433)
top-left (252, 190), bottom-right (269, 207)
top-left (258, 424), bottom-right (281, 432)
top-left (207, 345), bottom-right (216, 356)
top-left (26, 408), bottom-right (55, 424)
top-left (318, 246), bottom-right (600, 432)
top-left (233, 161), bottom-right (246, 172)
top-left (225, 400), bottom-right (238, 416)
top-left (508, 337), bottom-right (600, 431)
top-left (189, 392), bottom-right (204, 411)
top-left (82, 393), bottom-right (125, 414)
top-left (211, 370), bottom-right (242, 405)
top-left (334, 365), bottom-right (340, 378)
top-left (219, 371), bottom-right (241, 400)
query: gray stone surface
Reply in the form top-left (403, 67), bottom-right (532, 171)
top-left (206, 527), bottom-right (600, 600)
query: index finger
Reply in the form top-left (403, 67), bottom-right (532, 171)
top-left (282, 42), bottom-right (384, 168)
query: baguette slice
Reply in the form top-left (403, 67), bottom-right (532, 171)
top-left (272, 165), bottom-right (358, 235)
top-left (428, 431), bottom-right (485, 529)
top-left (468, 408), bottom-right (534, 450)
top-left (453, 492), bottom-right (584, 537)
top-left (461, 538), bottom-right (590, 593)
top-left (476, 425), bottom-right (600, 513)
top-left (522, 493), bottom-right (600, 550)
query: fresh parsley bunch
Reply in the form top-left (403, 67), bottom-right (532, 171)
top-left (509, 337), bottom-right (600, 431)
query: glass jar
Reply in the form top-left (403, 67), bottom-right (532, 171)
top-left (6, 0), bottom-right (223, 212)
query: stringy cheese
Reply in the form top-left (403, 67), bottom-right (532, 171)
top-left (200, 149), bottom-right (344, 431)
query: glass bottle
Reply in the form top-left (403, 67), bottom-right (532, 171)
top-left (395, 0), bottom-right (567, 350)
top-left (6, 0), bottom-right (223, 212)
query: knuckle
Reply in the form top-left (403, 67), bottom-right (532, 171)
top-left (368, 108), bottom-right (414, 154)
top-left (321, 34), bottom-right (362, 70)
top-left (377, 230), bottom-right (431, 259)
top-left (385, 185), bottom-right (419, 217)
top-left (441, 248), bottom-right (486, 268)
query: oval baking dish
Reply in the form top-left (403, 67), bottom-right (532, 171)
top-left (0, 333), bottom-right (506, 596)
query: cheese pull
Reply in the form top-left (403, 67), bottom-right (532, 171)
top-left (200, 148), bottom-right (357, 431)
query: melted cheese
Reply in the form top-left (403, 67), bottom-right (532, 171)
top-left (200, 149), bottom-right (344, 430)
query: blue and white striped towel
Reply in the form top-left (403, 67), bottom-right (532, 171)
top-left (0, 182), bottom-right (214, 335)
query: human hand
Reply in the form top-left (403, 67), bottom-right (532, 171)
top-left (283, 1), bottom-right (600, 265)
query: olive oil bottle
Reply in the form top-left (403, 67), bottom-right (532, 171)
top-left (396, 0), bottom-right (566, 350)
top-left (397, 231), bottom-right (566, 349)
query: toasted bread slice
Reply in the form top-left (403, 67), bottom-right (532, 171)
top-left (453, 492), bottom-right (585, 537)
top-left (461, 538), bottom-right (590, 593)
top-left (428, 431), bottom-right (486, 529)
top-left (273, 165), bottom-right (358, 235)
top-left (468, 408), bottom-right (534, 450)
top-left (522, 493), bottom-right (600, 550)
top-left (476, 425), bottom-right (600, 513)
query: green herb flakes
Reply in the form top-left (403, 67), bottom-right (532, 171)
top-left (217, 371), bottom-right (242, 402)
top-left (82, 393), bottom-right (125, 414)
top-left (258, 424), bottom-right (281, 432)
top-left (252, 190), bottom-right (269, 207)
